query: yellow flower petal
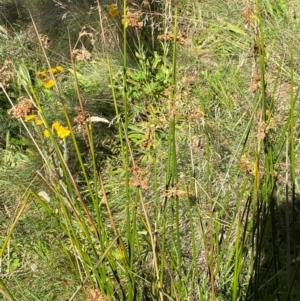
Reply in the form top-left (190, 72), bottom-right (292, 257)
top-left (52, 121), bottom-right (61, 130)
top-left (52, 122), bottom-right (70, 139)
top-left (109, 4), bottom-right (119, 17)
top-left (55, 65), bottom-right (63, 72)
top-left (37, 71), bottom-right (47, 79)
top-left (43, 129), bottom-right (50, 138)
top-left (51, 66), bottom-right (64, 74)
top-left (56, 126), bottom-right (71, 139)
top-left (25, 114), bottom-right (37, 122)
top-left (43, 79), bottom-right (55, 89)
top-left (35, 119), bottom-right (44, 126)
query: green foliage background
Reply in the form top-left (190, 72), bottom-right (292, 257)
top-left (1, 0), bottom-right (300, 300)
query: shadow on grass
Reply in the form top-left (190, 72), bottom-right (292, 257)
top-left (246, 191), bottom-right (300, 301)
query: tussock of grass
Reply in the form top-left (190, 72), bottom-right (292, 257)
top-left (1, 0), bottom-right (300, 300)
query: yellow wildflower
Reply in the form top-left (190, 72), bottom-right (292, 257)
top-left (52, 121), bottom-right (61, 130)
top-left (24, 114), bottom-right (37, 122)
top-left (43, 129), bottom-right (50, 138)
top-left (35, 119), bottom-right (44, 126)
top-left (52, 121), bottom-right (70, 139)
top-left (43, 79), bottom-right (55, 88)
top-left (51, 66), bottom-right (64, 74)
top-left (56, 125), bottom-right (71, 139)
top-left (37, 71), bottom-right (47, 79)
top-left (108, 3), bottom-right (119, 17)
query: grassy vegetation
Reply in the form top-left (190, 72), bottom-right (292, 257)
top-left (1, 0), bottom-right (300, 300)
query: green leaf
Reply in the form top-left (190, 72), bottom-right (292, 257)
top-left (18, 64), bottom-right (31, 84)
top-left (9, 258), bottom-right (20, 273)
top-left (226, 23), bottom-right (247, 36)
top-left (10, 137), bottom-right (32, 146)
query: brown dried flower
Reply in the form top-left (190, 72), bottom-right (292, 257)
top-left (257, 121), bottom-right (266, 140)
top-left (129, 165), bottom-right (149, 189)
top-left (85, 287), bottom-right (108, 301)
top-left (72, 47), bottom-right (92, 61)
top-left (123, 10), bottom-right (144, 30)
top-left (7, 98), bottom-right (35, 119)
top-left (157, 31), bottom-right (188, 46)
top-left (39, 34), bottom-right (50, 48)
top-left (73, 106), bottom-right (87, 125)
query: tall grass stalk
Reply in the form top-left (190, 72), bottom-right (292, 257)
top-left (0, 279), bottom-right (16, 301)
top-left (122, 1), bottom-right (137, 299)
top-left (251, 1), bottom-right (276, 299)
top-left (165, 2), bottom-right (182, 296)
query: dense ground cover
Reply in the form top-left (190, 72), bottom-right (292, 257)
top-left (1, 0), bottom-right (300, 300)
